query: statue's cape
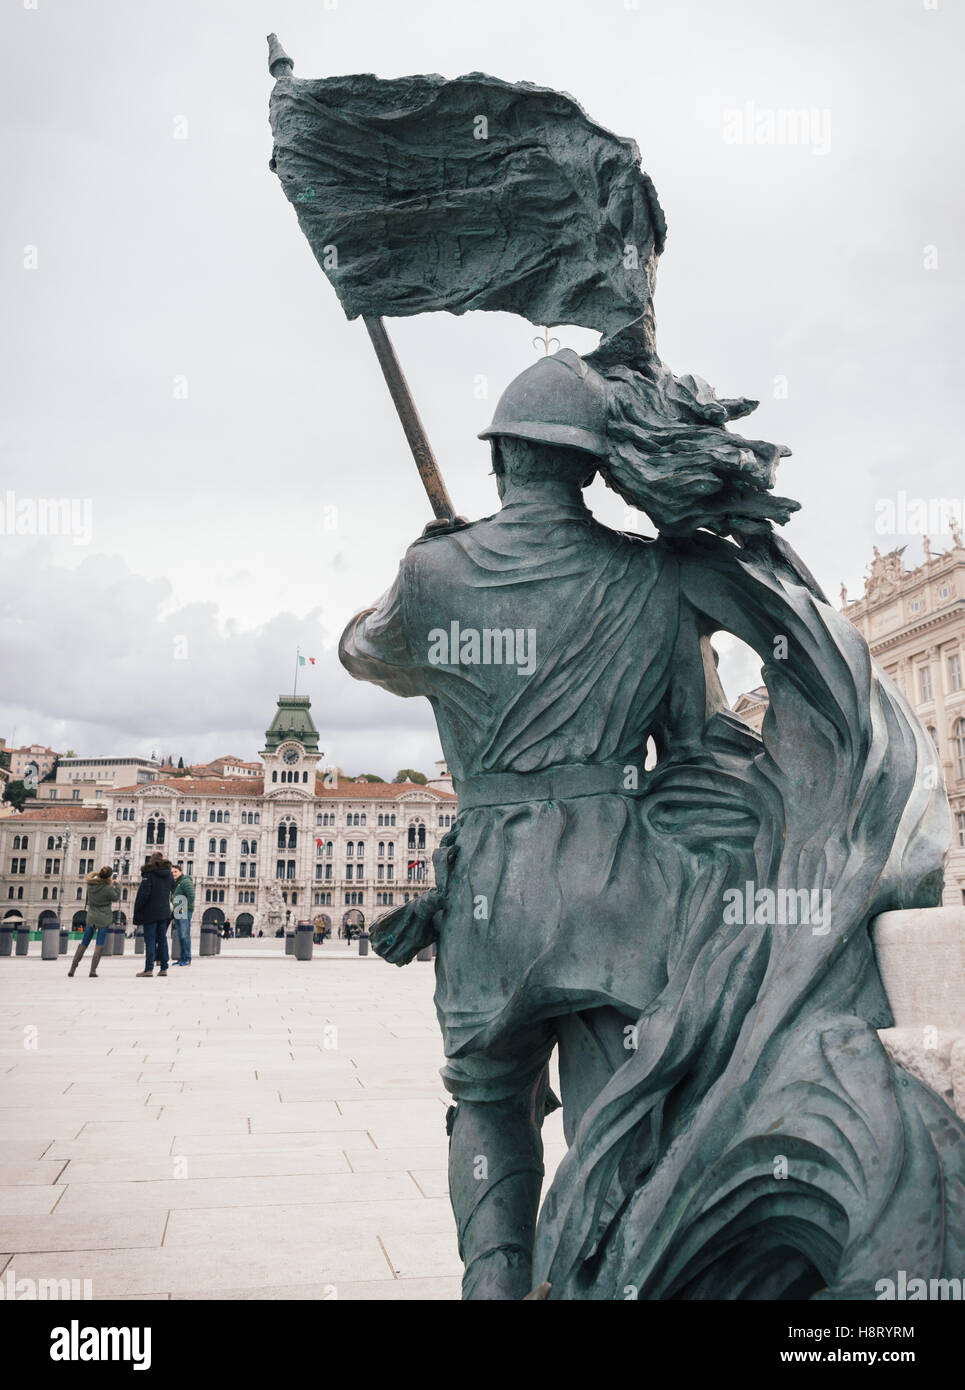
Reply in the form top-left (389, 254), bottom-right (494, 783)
top-left (533, 533), bottom-right (965, 1300)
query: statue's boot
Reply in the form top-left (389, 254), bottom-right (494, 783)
top-left (67, 941), bottom-right (87, 977)
top-left (448, 1077), bottom-right (548, 1301)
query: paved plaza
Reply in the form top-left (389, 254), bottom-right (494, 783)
top-left (0, 940), bottom-right (566, 1300)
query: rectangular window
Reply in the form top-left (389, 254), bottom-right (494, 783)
top-left (958, 811), bottom-right (965, 849)
top-left (346, 864), bottom-right (353, 881)
top-left (919, 665), bottom-right (933, 702)
top-left (218, 862), bottom-right (226, 878)
top-left (325, 864), bottom-right (332, 881)
top-left (208, 862), bottom-right (215, 876)
top-left (949, 654), bottom-right (962, 692)
top-left (240, 863), bottom-right (246, 879)
top-left (386, 865), bottom-right (393, 881)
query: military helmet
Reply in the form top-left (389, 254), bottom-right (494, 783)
top-left (478, 348), bottom-right (608, 458)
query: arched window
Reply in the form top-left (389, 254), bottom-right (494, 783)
top-left (356, 841), bottom-right (364, 857)
top-left (223, 812), bottom-right (229, 823)
top-left (124, 837), bottom-right (131, 851)
top-left (209, 838), bottom-right (216, 853)
top-left (188, 838), bottom-right (195, 853)
top-left (210, 810), bottom-right (216, 822)
top-left (219, 839), bottom-right (227, 855)
top-left (115, 836), bottom-right (122, 852)
top-left (216, 811), bottom-right (223, 824)
top-left (242, 839), bottom-right (249, 856)
top-left (346, 842), bottom-right (354, 857)
top-left (302, 770), bottom-right (308, 783)
top-left (157, 819), bottom-right (165, 844)
top-left (378, 841), bottom-right (384, 856)
top-left (47, 835), bottom-right (55, 850)
top-left (955, 718), bottom-right (965, 780)
top-left (272, 770), bottom-right (278, 783)
top-left (178, 837), bottom-right (185, 853)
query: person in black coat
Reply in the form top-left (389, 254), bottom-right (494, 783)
top-left (133, 852), bottom-right (174, 977)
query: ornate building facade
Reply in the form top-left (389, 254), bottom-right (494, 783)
top-left (733, 532), bottom-right (965, 906)
top-left (1, 696), bottom-right (456, 937)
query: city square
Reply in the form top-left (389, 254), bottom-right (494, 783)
top-left (0, 939), bottom-right (567, 1300)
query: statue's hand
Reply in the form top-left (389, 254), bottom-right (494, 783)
top-left (370, 891), bottom-right (443, 966)
top-left (421, 515), bottom-right (470, 538)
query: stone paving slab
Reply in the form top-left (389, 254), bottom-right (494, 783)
top-left (0, 944), bottom-right (482, 1299)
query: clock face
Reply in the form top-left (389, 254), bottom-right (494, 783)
top-left (282, 747), bottom-right (300, 765)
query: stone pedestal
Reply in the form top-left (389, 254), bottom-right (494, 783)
top-left (872, 906), bottom-right (965, 1119)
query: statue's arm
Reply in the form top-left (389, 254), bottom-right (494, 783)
top-left (338, 557), bottom-right (425, 697)
top-left (649, 579), bottom-right (732, 763)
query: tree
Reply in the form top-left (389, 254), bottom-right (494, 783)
top-left (2, 779), bottom-right (36, 812)
top-left (177, 756), bottom-right (184, 769)
top-left (64, 748), bottom-right (77, 759)
top-left (394, 768), bottom-right (428, 785)
top-left (355, 773), bottom-right (385, 783)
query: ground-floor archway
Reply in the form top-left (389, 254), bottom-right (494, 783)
top-left (342, 909), bottom-right (365, 940)
top-left (38, 909), bottom-right (58, 927)
top-left (201, 907), bottom-right (225, 925)
top-left (236, 912), bottom-right (254, 938)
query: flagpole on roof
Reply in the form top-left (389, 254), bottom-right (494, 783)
top-left (267, 35), bottom-right (457, 525)
top-left (293, 645), bottom-right (300, 699)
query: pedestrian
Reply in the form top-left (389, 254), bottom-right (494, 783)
top-left (68, 866), bottom-right (120, 978)
top-left (171, 864), bottom-right (194, 967)
top-left (133, 851), bottom-right (174, 977)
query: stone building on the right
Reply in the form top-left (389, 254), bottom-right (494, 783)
top-left (734, 527), bottom-right (965, 906)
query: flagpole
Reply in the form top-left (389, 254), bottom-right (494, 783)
top-left (267, 35), bottom-right (456, 524)
top-left (293, 646), bottom-right (300, 699)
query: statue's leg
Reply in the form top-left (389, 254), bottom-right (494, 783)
top-left (444, 1028), bottom-right (555, 1301)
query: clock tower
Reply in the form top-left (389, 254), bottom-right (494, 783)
top-left (260, 695), bottom-right (322, 795)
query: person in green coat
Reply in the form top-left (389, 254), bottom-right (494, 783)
top-left (171, 865), bottom-right (195, 965)
top-left (68, 866), bottom-right (120, 977)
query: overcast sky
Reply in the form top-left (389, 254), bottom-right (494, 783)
top-left (2, 0), bottom-right (962, 775)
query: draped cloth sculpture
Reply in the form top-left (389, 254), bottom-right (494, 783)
top-left (269, 54), bottom-right (965, 1299)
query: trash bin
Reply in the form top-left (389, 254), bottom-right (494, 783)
top-left (294, 922), bottom-right (314, 961)
top-left (112, 924), bottom-right (125, 956)
top-left (16, 923), bottom-right (31, 956)
top-left (214, 928), bottom-right (222, 955)
top-left (171, 927), bottom-right (181, 962)
top-left (358, 932), bottom-right (370, 957)
top-left (285, 928), bottom-right (295, 956)
top-left (0, 923), bottom-right (14, 957)
top-left (200, 924), bottom-right (217, 957)
top-left (59, 925), bottom-right (69, 955)
top-left (41, 919), bottom-right (60, 961)
top-left (134, 925), bottom-right (144, 955)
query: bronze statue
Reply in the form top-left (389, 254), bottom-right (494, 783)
top-left (268, 41), bottom-right (965, 1300)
